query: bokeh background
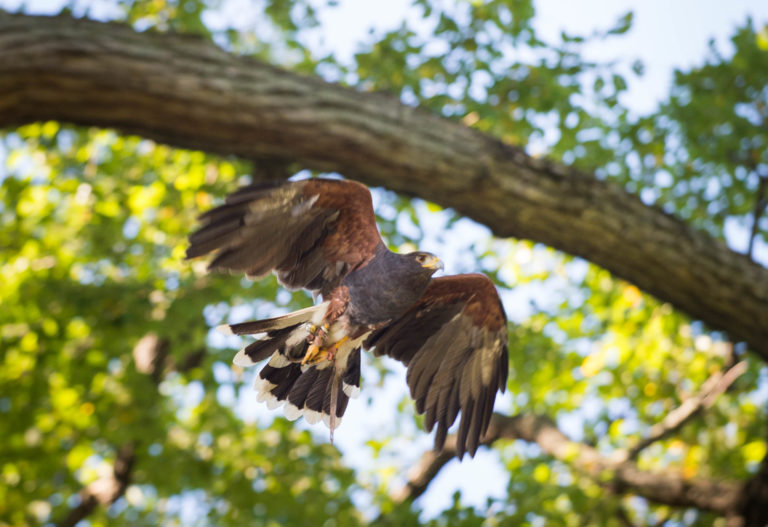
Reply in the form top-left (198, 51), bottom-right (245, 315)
top-left (2, 0), bottom-right (768, 525)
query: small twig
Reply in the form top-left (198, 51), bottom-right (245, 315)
top-left (625, 360), bottom-right (747, 460)
top-left (57, 443), bottom-right (135, 527)
top-left (390, 445), bottom-right (456, 504)
top-left (132, 333), bottom-right (206, 382)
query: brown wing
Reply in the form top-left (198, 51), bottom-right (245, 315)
top-left (366, 274), bottom-right (508, 459)
top-left (186, 179), bottom-right (382, 297)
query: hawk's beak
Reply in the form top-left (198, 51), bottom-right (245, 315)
top-left (423, 255), bottom-right (444, 272)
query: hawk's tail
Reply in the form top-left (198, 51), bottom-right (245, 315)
top-left (220, 304), bottom-right (361, 428)
top-left (253, 347), bottom-right (360, 429)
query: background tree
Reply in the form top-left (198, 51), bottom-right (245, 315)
top-left (1, 1), bottom-right (767, 526)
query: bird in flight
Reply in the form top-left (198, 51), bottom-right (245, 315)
top-left (186, 178), bottom-right (508, 458)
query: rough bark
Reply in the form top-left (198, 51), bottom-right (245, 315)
top-left (1, 12), bottom-right (768, 361)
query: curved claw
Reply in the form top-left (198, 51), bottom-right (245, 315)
top-left (302, 343), bottom-right (322, 365)
top-left (301, 336), bottom-right (350, 366)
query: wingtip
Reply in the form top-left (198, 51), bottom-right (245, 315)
top-left (342, 383), bottom-right (360, 399)
top-left (284, 403), bottom-right (303, 421)
top-left (233, 349), bottom-right (253, 367)
top-left (232, 349), bottom-right (253, 368)
top-left (322, 413), bottom-right (342, 429)
top-left (304, 409), bottom-right (323, 425)
top-left (217, 324), bottom-right (234, 335)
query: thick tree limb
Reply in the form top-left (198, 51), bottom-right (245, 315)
top-left (57, 443), bottom-right (135, 527)
top-left (393, 413), bottom-right (744, 516)
top-left (1, 13), bottom-right (768, 360)
top-left (747, 174), bottom-right (767, 258)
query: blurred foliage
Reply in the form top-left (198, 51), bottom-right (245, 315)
top-left (1, 0), bottom-right (767, 526)
top-left (350, 0), bottom-right (633, 163)
top-left (0, 126), bottom-right (360, 526)
top-left (613, 19), bottom-right (768, 249)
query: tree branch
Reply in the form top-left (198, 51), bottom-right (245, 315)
top-left (56, 334), bottom-right (200, 526)
top-left (393, 413), bottom-right (744, 516)
top-left (0, 13), bottom-right (767, 359)
top-left (747, 173), bottom-right (767, 259)
top-left (56, 443), bottom-right (135, 527)
top-left (624, 360), bottom-right (748, 460)
top-left (132, 333), bottom-right (170, 384)
top-left (132, 332), bottom-right (206, 382)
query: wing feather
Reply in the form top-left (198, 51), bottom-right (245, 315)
top-left (187, 179), bottom-right (382, 297)
top-left (367, 274), bottom-right (508, 459)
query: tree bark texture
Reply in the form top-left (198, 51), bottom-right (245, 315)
top-left (1, 13), bottom-right (767, 359)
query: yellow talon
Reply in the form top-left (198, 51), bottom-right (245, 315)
top-left (302, 343), bottom-right (322, 365)
top-left (333, 336), bottom-right (349, 350)
top-left (302, 336), bottom-right (350, 366)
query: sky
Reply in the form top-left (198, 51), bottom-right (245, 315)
top-left (2, 0), bottom-right (768, 521)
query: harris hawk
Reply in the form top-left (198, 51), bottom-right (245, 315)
top-left (186, 178), bottom-right (508, 458)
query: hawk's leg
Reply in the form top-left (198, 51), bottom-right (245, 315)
top-left (305, 323), bottom-right (329, 344)
top-left (302, 290), bottom-right (348, 365)
top-left (302, 336), bottom-right (349, 366)
top-left (302, 323), bottom-right (329, 365)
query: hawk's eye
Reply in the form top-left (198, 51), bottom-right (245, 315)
top-left (415, 254), bottom-right (426, 263)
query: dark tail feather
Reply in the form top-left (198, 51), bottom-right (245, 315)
top-left (232, 324), bottom-right (310, 367)
top-left (253, 347), bottom-right (362, 429)
top-left (341, 348), bottom-right (361, 398)
top-left (228, 304), bottom-right (330, 367)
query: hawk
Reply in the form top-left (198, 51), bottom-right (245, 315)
top-left (187, 179), bottom-right (508, 458)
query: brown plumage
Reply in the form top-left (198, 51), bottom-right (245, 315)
top-left (366, 275), bottom-right (508, 458)
top-left (187, 179), bottom-right (380, 297)
top-left (187, 178), bottom-right (509, 458)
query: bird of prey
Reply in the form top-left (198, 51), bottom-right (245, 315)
top-left (186, 178), bottom-right (508, 458)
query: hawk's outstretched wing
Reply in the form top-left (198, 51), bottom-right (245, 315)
top-left (186, 179), bottom-right (382, 297)
top-left (366, 274), bottom-right (509, 459)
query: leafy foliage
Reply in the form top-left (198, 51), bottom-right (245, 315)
top-left (0, 127), bottom-right (360, 526)
top-left (613, 20), bottom-right (768, 250)
top-left (1, 1), bottom-right (767, 526)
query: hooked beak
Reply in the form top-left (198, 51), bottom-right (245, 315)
top-left (422, 255), bottom-right (444, 272)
